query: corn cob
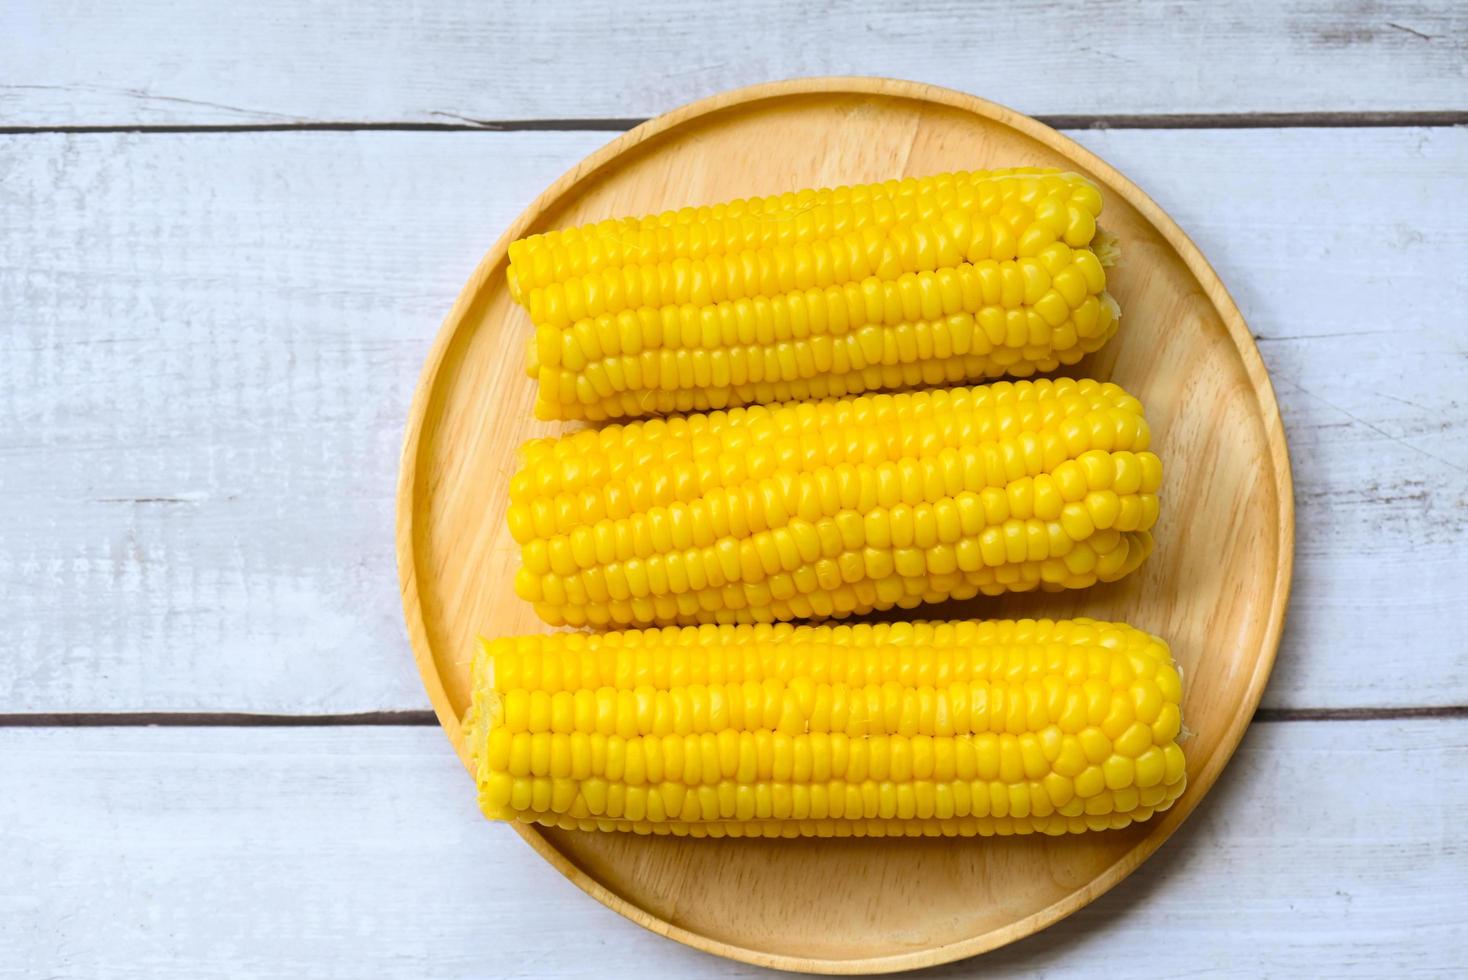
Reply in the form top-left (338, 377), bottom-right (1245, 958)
top-left (509, 168), bottom-right (1119, 421)
top-left (464, 619), bottom-right (1187, 837)
top-left (508, 378), bottom-right (1159, 629)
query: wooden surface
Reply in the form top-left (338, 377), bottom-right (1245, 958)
top-left (397, 78), bottom-right (1292, 972)
top-left (4, 1), bottom-right (1467, 124)
top-left (2, 721), bottom-right (1464, 977)
top-left (4, 1), bottom-right (1466, 976)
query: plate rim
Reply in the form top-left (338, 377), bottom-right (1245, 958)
top-left (395, 75), bottom-right (1295, 975)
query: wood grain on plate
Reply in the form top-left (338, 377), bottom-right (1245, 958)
top-left (395, 78), bottom-right (1292, 972)
top-left (5, 125), bottom-right (1465, 715)
top-left (4, 0), bottom-right (1465, 125)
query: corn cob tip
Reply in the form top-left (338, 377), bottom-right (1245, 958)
top-left (1093, 228), bottom-right (1120, 268)
top-left (506, 263), bottom-right (523, 304)
top-left (462, 640), bottom-right (502, 778)
top-left (525, 336), bottom-right (540, 378)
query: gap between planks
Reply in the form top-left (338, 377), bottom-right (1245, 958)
top-left (0, 706), bottom-right (1463, 728)
top-left (1, 110), bottom-right (1467, 136)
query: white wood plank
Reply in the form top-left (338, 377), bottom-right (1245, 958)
top-left (0, 720), bottom-right (1462, 976)
top-left (0, 130), bottom-right (604, 716)
top-left (3, 1), bottom-right (1466, 125)
top-left (2, 127), bottom-right (1465, 713)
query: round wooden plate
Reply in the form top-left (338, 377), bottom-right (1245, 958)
top-left (397, 77), bottom-right (1293, 974)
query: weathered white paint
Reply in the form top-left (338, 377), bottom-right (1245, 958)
top-left (2, 1), bottom-right (1466, 125)
top-left (0, 721), bottom-right (1462, 977)
top-left (1, 130), bottom-right (603, 714)
top-left (3, 127), bottom-right (1464, 713)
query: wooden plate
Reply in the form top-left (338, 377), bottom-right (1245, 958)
top-left (396, 77), bottom-right (1293, 974)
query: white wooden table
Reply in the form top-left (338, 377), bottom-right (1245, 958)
top-left (3, 3), bottom-right (1466, 976)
